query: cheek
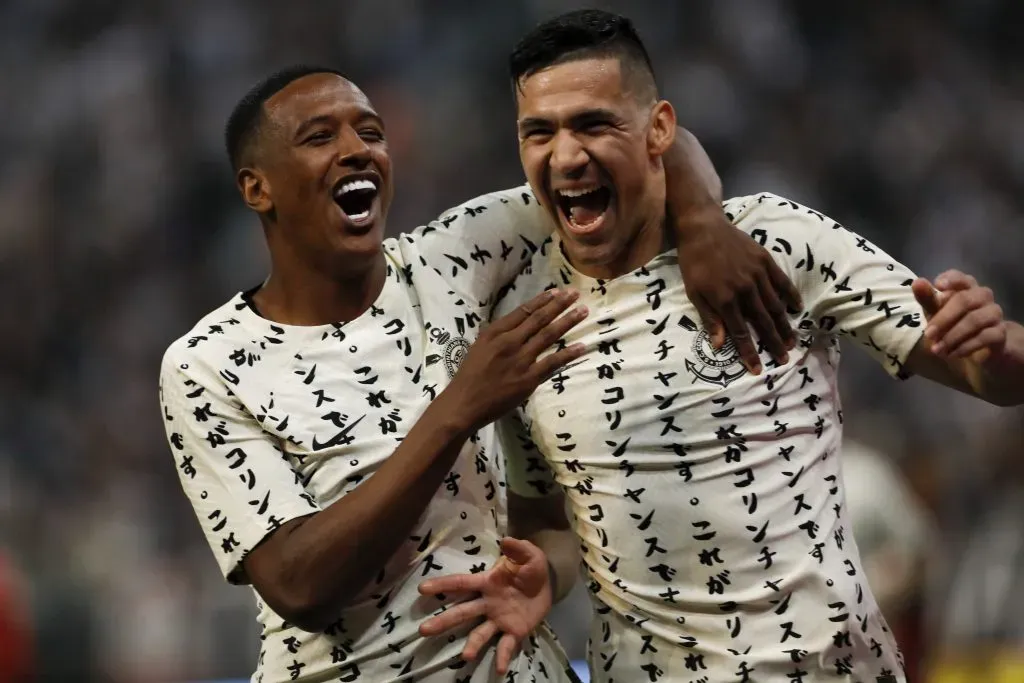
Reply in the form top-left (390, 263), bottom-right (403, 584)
top-left (603, 148), bottom-right (652, 198)
top-left (519, 151), bottom-right (550, 199)
top-left (519, 149), bottom-right (544, 182)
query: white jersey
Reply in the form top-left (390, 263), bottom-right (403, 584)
top-left (497, 193), bottom-right (924, 683)
top-left (159, 187), bottom-right (580, 683)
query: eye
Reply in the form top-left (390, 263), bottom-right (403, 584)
top-left (304, 130), bottom-right (332, 145)
top-left (580, 120), bottom-right (611, 134)
top-left (358, 128), bottom-right (385, 142)
top-left (521, 128), bottom-right (552, 141)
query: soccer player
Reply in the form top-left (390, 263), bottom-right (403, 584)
top-left (158, 66), bottom-right (802, 682)
top-left (420, 10), bottom-right (1024, 683)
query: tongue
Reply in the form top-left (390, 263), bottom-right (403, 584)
top-left (569, 205), bottom-right (603, 226)
top-left (567, 192), bottom-right (607, 226)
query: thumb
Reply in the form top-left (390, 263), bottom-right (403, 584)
top-left (911, 278), bottom-right (941, 318)
top-left (500, 537), bottom-right (539, 566)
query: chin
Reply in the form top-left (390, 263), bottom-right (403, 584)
top-left (561, 238), bottom-right (622, 276)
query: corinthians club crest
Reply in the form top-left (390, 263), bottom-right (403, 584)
top-left (443, 337), bottom-right (470, 379)
top-left (684, 329), bottom-right (748, 387)
top-left (426, 326), bottom-right (470, 379)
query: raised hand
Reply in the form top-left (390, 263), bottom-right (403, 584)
top-left (445, 288), bottom-right (587, 430)
top-left (418, 537), bottom-right (553, 674)
top-left (912, 269), bottom-right (1006, 361)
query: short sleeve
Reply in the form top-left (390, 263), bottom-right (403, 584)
top-left (401, 185), bottom-right (555, 307)
top-left (497, 411), bottom-right (559, 499)
top-left (728, 193), bottom-right (926, 378)
top-left (159, 348), bottom-right (322, 584)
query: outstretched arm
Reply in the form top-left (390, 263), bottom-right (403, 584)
top-left (664, 128), bottom-right (802, 374)
top-left (906, 270), bottom-right (1024, 406)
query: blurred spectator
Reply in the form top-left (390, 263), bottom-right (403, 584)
top-left (0, 553), bottom-right (34, 682)
top-left (0, 1), bottom-right (1022, 679)
top-left (842, 436), bottom-right (938, 682)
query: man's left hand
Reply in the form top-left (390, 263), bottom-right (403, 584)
top-left (418, 537), bottom-right (552, 675)
top-left (913, 269), bottom-right (1007, 361)
top-left (676, 206), bottom-right (803, 374)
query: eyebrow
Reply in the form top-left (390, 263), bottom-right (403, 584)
top-left (293, 110), bottom-right (385, 140)
top-left (517, 108), bottom-right (621, 131)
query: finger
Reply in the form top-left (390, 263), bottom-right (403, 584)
top-left (514, 290), bottom-right (582, 345)
top-left (948, 325), bottom-right (1005, 361)
top-left (690, 294), bottom-right (726, 349)
top-left (495, 632), bottom-right (521, 675)
top-left (419, 573), bottom-right (486, 596)
top-left (462, 619), bottom-right (499, 662)
top-left (761, 270), bottom-right (798, 350)
top-left (419, 599), bottom-right (488, 637)
top-left (717, 299), bottom-right (762, 375)
top-left (500, 537), bottom-right (541, 566)
top-left (911, 278), bottom-right (941, 318)
top-left (925, 288), bottom-right (994, 343)
top-left (531, 343), bottom-right (586, 381)
top-left (748, 276), bottom-right (791, 364)
top-left (488, 289), bottom-right (558, 335)
top-left (935, 306), bottom-right (1003, 356)
top-left (767, 258), bottom-right (803, 315)
top-left (521, 305), bottom-right (589, 358)
top-left (934, 269), bottom-right (977, 291)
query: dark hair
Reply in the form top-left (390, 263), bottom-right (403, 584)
top-left (224, 65), bottom-right (347, 172)
top-left (509, 9), bottom-right (656, 101)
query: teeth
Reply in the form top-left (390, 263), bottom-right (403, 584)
top-left (336, 178), bottom-right (377, 197)
top-left (557, 186), bottom-right (601, 198)
top-left (348, 210), bottom-right (370, 221)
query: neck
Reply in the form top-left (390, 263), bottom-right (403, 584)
top-left (254, 250), bottom-right (388, 326)
top-left (571, 212), bottom-right (670, 280)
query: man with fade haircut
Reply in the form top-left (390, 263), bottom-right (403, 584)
top-left (419, 9), bottom-right (1024, 683)
top-left (159, 63), bottom-right (803, 683)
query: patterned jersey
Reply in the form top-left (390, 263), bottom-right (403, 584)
top-left (160, 187), bottom-right (580, 683)
top-left (498, 193), bottom-right (925, 683)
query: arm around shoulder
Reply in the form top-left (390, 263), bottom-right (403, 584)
top-left (405, 185), bottom-right (555, 305)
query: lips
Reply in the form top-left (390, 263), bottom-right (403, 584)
top-left (332, 173), bottom-right (380, 225)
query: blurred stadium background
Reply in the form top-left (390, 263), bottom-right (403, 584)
top-left (0, 0), bottom-right (1022, 681)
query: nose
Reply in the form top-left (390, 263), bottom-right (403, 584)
top-left (549, 130), bottom-right (588, 178)
top-left (335, 127), bottom-right (372, 169)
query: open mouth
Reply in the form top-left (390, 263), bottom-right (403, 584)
top-left (333, 178), bottom-right (379, 223)
top-left (555, 185), bottom-right (612, 234)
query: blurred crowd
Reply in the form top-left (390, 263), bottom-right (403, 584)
top-left (0, 0), bottom-right (1022, 680)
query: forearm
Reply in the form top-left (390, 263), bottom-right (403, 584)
top-left (974, 320), bottom-right (1024, 406)
top-left (663, 126), bottom-right (723, 231)
top-left (272, 394), bottom-right (473, 628)
top-left (527, 528), bottom-right (578, 603)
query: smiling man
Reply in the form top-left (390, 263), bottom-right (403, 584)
top-left (159, 65), bottom-right (807, 683)
top-left (458, 9), bottom-right (1024, 683)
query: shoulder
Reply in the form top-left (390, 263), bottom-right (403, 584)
top-left (724, 192), bottom-right (843, 239)
top-left (160, 295), bottom-right (254, 385)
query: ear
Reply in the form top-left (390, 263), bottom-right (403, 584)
top-left (646, 100), bottom-right (677, 157)
top-left (237, 167), bottom-right (273, 214)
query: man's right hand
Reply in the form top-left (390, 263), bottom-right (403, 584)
top-left (444, 289), bottom-right (588, 430)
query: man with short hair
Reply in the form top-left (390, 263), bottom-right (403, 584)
top-left (160, 64), bottom-right (801, 682)
top-left (420, 10), bottom-right (1024, 683)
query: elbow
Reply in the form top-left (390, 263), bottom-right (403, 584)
top-left (259, 566), bottom-right (362, 633)
top-left (269, 583), bottom-right (355, 633)
top-left (989, 392), bottom-right (1023, 408)
top-left (285, 610), bottom-right (335, 634)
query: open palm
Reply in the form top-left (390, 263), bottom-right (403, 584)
top-left (418, 537), bottom-right (552, 674)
